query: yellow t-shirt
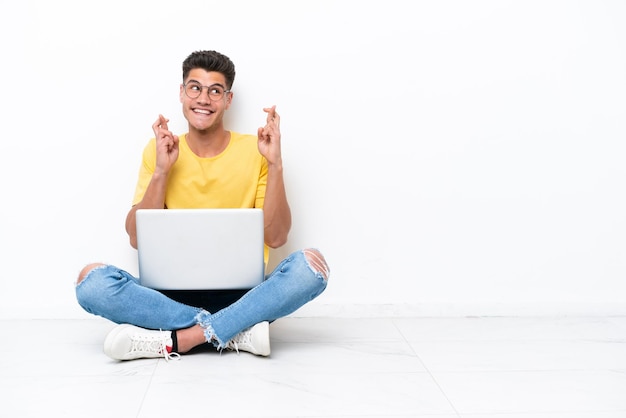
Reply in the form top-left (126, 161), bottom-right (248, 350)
top-left (132, 132), bottom-right (270, 263)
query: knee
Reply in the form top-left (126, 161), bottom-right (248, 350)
top-left (302, 248), bottom-right (330, 281)
top-left (76, 263), bottom-right (106, 285)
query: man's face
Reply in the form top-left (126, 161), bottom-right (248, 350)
top-left (180, 68), bottom-right (232, 131)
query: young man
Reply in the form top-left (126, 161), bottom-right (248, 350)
top-left (75, 50), bottom-right (329, 360)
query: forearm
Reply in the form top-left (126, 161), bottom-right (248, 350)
top-left (125, 172), bottom-right (169, 249)
top-left (262, 163), bottom-right (292, 248)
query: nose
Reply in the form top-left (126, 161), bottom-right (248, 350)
top-left (201, 87), bottom-right (213, 100)
top-left (196, 87), bottom-right (216, 104)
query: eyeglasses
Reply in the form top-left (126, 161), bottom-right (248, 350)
top-left (183, 81), bottom-right (230, 100)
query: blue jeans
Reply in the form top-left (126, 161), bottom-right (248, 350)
top-left (75, 249), bottom-right (328, 348)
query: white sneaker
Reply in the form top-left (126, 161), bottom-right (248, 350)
top-left (104, 324), bottom-right (180, 361)
top-left (226, 321), bottom-right (271, 356)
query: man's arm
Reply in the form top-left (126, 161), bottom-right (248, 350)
top-left (125, 171), bottom-right (169, 249)
top-left (257, 106), bottom-right (292, 248)
top-left (126, 115), bottom-right (179, 249)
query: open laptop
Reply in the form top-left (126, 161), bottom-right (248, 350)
top-left (136, 208), bottom-right (265, 290)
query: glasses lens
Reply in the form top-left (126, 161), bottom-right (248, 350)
top-left (185, 82), bottom-right (202, 99)
top-left (208, 86), bottom-right (225, 100)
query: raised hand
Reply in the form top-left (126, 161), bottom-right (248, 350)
top-left (152, 114), bottom-right (179, 175)
top-left (257, 106), bottom-right (282, 166)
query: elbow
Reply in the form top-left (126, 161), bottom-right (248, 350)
top-left (264, 216), bottom-right (291, 249)
top-left (265, 232), bottom-right (289, 249)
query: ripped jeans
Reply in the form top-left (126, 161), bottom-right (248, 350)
top-left (75, 249), bottom-right (329, 349)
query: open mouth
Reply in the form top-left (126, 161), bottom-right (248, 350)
top-left (193, 108), bottom-right (214, 116)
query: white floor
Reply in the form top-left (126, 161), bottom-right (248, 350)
top-left (2, 316), bottom-right (626, 417)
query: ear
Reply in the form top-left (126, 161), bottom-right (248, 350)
top-left (225, 91), bottom-right (234, 109)
top-left (179, 84), bottom-right (185, 103)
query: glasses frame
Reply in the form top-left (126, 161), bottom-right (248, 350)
top-left (182, 81), bottom-right (231, 101)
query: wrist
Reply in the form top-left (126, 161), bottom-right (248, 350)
top-left (152, 170), bottom-right (169, 180)
top-left (267, 158), bottom-right (283, 171)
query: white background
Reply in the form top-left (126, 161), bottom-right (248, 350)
top-left (1, 0), bottom-right (624, 318)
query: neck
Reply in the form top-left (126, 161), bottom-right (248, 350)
top-left (186, 128), bottom-right (230, 158)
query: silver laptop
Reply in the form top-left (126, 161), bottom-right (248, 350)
top-left (136, 208), bottom-right (265, 290)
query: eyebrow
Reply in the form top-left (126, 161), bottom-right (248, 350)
top-left (187, 79), bottom-right (226, 89)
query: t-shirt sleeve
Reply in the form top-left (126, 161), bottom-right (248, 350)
top-left (255, 156), bottom-right (269, 209)
top-left (132, 138), bottom-right (157, 206)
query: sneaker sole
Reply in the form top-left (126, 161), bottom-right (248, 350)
top-left (103, 324), bottom-right (134, 360)
top-left (253, 321), bottom-right (271, 357)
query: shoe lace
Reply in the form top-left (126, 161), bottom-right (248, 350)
top-left (226, 328), bottom-right (253, 354)
top-left (129, 330), bottom-right (181, 362)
